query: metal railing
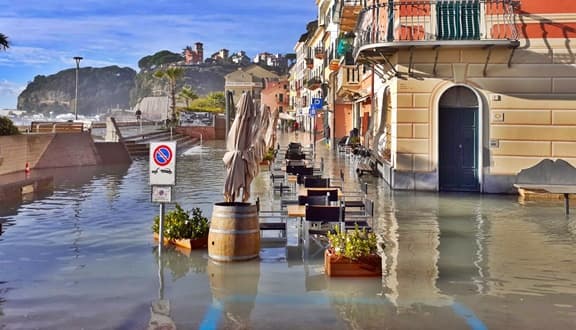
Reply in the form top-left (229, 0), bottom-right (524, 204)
top-left (353, 0), bottom-right (518, 56)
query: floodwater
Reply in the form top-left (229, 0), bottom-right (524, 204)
top-left (1, 132), bottom-right (576, 329)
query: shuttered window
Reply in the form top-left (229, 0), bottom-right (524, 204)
top-left (437, 0), bottom-right (480, 40)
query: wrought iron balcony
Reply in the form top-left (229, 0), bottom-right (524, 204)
top-left (306, 77), bottom-right (322, 90)
top-left (353, 0), bottom-right (519, 61)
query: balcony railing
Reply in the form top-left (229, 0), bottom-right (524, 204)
top-left (306, 77), bottom-right (322, 90)
top-left (353, 0), bottom-right (518, 58)
top-left (337, 66), bottom-right (360, 95)
top-left (314, 47), bottom-right (325, 59)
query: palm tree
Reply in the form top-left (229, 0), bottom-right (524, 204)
top-left (179, 86), bottom-right (199, 109)
top-left (154, 67), bottom-right (184, 126)
top-left (0, 33), bottom-right (9, 50)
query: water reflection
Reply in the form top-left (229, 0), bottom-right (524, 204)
top-left (1, 132), bottom-right (576, 328)
top-left (205, 260), bottom-right (260, 329)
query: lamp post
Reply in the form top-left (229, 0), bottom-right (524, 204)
top-left (73, 56), bottom-right (83, 120)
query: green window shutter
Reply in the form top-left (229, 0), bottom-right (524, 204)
top-left (437, 2), bottom-right (448, 40)
top-left (437, 0), bottom-right (480, 40)
top-left (461, 1), bottom-right (480, 40)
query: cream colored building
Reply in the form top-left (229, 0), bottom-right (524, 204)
top-left (224, 64), bottom-right (279, 101)
top-left (343, 0), bottom-right (576, 193)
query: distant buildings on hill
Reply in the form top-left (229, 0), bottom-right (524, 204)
top-left (180, 41), bottom-right (293, 73)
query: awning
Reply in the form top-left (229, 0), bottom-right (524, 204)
top-left (279, 112), bottom-right (296, 121)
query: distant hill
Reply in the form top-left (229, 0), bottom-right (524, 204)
top-left (17, 49), bottom-right (287, 115)
top-left (18, 66), bottom-right (136, 116)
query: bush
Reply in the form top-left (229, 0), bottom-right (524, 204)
top-left (327, 225), bottom-right (379, 261)
top-left (152, 204), bottom-right (209, 240)
top-left (0, 116), bottom-right (20, 136)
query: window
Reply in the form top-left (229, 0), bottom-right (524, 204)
top-left (437, 0), bottom-right (480, 40)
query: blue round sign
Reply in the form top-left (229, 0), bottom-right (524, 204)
top-left (153, 145), bottom-right (173, 166)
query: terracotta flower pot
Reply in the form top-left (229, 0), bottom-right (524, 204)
top-left (154, 232), bottom-right (208, 250)
top-left (324, 249), bottom-right (382, 277)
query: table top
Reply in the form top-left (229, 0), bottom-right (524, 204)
top-left (298, 187), bottom-right (343, 198)
top-left (287, 204), bottom-right (306, 217)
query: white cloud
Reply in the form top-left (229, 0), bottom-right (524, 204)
top-left (0, 80), bottom-right (25, 108)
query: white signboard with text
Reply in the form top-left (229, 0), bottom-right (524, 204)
top-left (149, 142), bottom-right (176, 186)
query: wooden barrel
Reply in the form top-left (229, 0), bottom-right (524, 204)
top-left (208, 202), bottom-right (260, 262)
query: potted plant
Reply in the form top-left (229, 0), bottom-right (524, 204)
top-left (324, 226), bottom-right (382, 277)
top-left (153, 204), bottom-right (210, 249)
top-left (259, 147), bottom-right (275, 166)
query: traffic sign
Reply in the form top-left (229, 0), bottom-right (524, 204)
top-left (151, 185), bottom-right (172, 203)
top-left (312, 98), bottom-right (323, 109)
top-left (150, 142), bottom-right (176, 185)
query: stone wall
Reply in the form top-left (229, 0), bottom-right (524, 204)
top-left (0, 133), bottom-right (131, 176)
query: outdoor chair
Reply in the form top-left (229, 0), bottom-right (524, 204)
top-left (255, 197), bottom-right (287, 240)
top-left (286, 165), bottom-right (313, 176)
top-left (344, 182), bottom-right (368, 209)
top-left (345, 199), bottom-right (373, 232)
top-left (285, 150), bottom-right (306, 160)
top-left (304, 203), bottom-right (345, 238)
top-left (306, 188), bottom-right (339, 202)
top-left (297, 174), bottom-right (322, 185)
top-left (298, 194), bottom-right (330, 206)
top-left (304, 177), bottom-right (331, 188)
top-left (288, 142), bottom-right (302, 150)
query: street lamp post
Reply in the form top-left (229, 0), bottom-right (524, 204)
top-left (73, 56), bottom-right (83, 120)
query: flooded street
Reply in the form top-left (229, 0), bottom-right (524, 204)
top-left (0, 132), bottom-right (575, 329)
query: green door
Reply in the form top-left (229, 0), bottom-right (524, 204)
top-left (439, 106), bottom-right (480, 191)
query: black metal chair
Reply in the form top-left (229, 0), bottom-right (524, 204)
top-left (306, 188), bottom-right (339, 202)
top-left (298, 194), bottom-right (330, 206)
top-left (297, 174), bottom-right (322, 185)
top-left (304, 177), bottom-right (331, 188)
top-left (304, 202), bottom-right (345, 237)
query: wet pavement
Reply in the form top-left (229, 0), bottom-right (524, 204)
top-left (0, 130), bottom-right (575, 329)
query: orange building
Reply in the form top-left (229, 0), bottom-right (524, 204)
top-left (261, 77), bottom-right (290, 115)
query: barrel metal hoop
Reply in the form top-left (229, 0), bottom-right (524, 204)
top-left (209, 254), bottom-right (259, 261)
top-left (213, 212), bottom-right (257, 219)
top-left (209, 228), bottom-right (259, 235)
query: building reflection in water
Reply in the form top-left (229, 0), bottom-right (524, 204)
top-left (379, 191), bottom-right (453, 310)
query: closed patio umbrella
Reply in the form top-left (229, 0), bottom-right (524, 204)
top-left (265, 106), bottom-right (279, 149)
top-left (255, 105), bottom-right (271, 161)
top-left (223, 92), bottom-right (258, 202)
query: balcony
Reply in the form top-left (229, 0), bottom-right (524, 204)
top-left (353, 0), bottom-right (519, 63)
top-left (341, 0), bottom-right (362, 32)
top-left (305, 58), bottom-right (314, 69)
top-left (336, 65), bottom-right (360, 97)
top-left (314, 47), bottom-right (325, 59)
top-left (306, 77), bottom-right (322, 90)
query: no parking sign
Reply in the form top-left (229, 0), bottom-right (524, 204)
top-left (149, 142), bottom-right (176, 186)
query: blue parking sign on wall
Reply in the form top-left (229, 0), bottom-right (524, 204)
top-left (312, 98), bottom-right (323, 109)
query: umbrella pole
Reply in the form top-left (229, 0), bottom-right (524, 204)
top-left (225, 91), bottom-right (234, 139)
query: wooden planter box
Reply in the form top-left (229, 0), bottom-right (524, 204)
top-left (324, 249), bottom-right (382, 277)
top-left (154, 232), bottom-right (208, 250)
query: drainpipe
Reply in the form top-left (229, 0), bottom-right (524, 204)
top-left (330, 71), bottom-right (338, 146)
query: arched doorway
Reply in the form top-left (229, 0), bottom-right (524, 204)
top-left (438, 86), bottom-right (480, 192)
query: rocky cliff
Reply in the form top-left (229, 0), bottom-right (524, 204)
top-left (18, 66), bottom-right (136, 116)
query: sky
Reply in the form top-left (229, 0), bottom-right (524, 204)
top-left (0, 0), bottom-right (317, 109)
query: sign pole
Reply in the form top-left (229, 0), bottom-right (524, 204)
top-left (158, 202), bottom-right (165, 256)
